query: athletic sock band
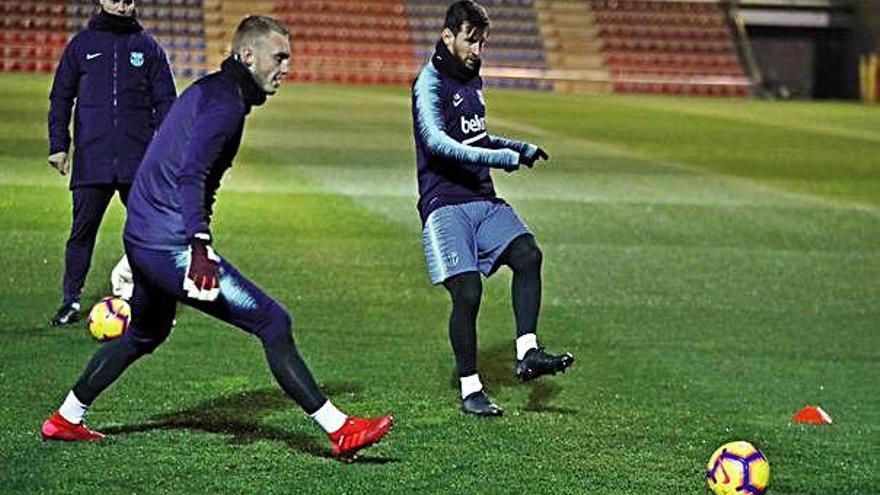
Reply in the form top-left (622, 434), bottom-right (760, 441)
top-left (460, 373), bottom-right (483, 399)
top-left (58, 391), bottom-right (88, 424)
top-left (516, 333), bottom-right (538, 360)
top-left (310, 400), bottom-right (347, 434)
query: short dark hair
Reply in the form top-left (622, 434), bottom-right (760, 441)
top-left (444, 1), bottom-right (489, 34)
top-left (231, 15), bottom-right (289, 52)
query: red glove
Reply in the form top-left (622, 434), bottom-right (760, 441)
top-left (183, 233), bottom-right (220, 301)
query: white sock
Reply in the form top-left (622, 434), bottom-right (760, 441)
top-left (310, 401), bottom-right (347, 434)
top-left (460, 373), bottom-right (483, 399)
top-left (516, 333), bottom-right (538, 360)
top-left (58, 391), bottom-right (88, 424)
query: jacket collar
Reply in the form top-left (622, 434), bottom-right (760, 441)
top-left (431, 40), bottom-right (480, 84)
top-left (221, 56), bottom-right (267, 112)
top-left (88, 9), bottom-right (143, 34)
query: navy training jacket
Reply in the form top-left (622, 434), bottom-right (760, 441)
top-left (48, 11), bottom-right (176, 188)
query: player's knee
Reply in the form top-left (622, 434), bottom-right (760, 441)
top-left (446, 272), bottom-right (482, 309)
top-left (526, 243), bottom-right (543, 270)
top-left (122, 325), bottom-right (170, 355)
top-left (126, 306), bottom-right (175, 354)
top-left (458, 281), bottom-right (482, 309)
top-left (66, 230), bottom-right (96, 245)
top-left (508, 235), bottom-right (542, 273)
top-left (257, 304), bottom-right (295, 348)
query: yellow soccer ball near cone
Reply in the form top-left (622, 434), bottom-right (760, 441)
top-left (706, 441), bottom-right (770, 495)
top-left (87, 297), bottom-right (131, 342)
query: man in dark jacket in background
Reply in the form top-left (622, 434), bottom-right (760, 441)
top-left (48, 0), bottom-right (176, 326)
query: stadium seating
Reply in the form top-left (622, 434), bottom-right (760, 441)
top-left (0, 0), bottom-right (750, 95)
top-left (534, 0), bottom-right (610, 93)
top-left (0, 0), bottom-right (208, 78)
top-left (408, 0), bottom-right (550, 89)
top-left (591, 0), bottom-right (750, 96)
top-left (271, 0), bottom-right (417, 86)
top-left (0, 0), bottom-right (67, 73)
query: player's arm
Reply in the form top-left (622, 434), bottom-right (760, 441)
top-left (178, 100), bottom-right (242, 301)
top-left (413, 67), bottom-right (519, 172)
top-left (149, 42), bottom-right (177, 126)
top-left (485, 135), bottom-right (534, 156)
top-left (485, 135), bottom-right (549, 168)
top-left (179, 99), bottom-right (241, 241)
top-left (202, 125), bottom-right (241, 219)
top-left (47, 40), bottom-right (80, 175)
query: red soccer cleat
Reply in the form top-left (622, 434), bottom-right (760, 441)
top-left (41, 411), bottom-right (105, 441)
top-left (327, 414), bottom-right (393, 458)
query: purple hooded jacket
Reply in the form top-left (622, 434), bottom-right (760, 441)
top-left (48, 11), bottom-right (176, 188)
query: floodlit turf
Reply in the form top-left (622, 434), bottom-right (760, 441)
top-left (0, 73), bottom-right (878, 494)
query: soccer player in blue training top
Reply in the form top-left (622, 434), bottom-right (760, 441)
top-left (412, 0), bottom-right (574, 417)
top-left (48, 0), bottom-right (176, 326)
top-left (41, 16), bottom-right (393, 459)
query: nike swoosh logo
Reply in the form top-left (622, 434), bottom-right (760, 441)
top-left (86, 53), bottom-right (102, 60)
top-left (453, 98), bottom-right (463, 107)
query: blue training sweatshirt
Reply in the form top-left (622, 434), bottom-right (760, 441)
top-left (124, 57), bottom-right (266, 251)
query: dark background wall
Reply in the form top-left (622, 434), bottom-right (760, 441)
top-left (855, 0), bottom-right (880, 52)
top-left (739, 1), bottom-right (862, 99)
top-left (748, 25), bottom-right (859, 99)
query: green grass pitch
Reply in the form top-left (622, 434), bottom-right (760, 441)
top-left (0, 73), bottom-right (878, 494)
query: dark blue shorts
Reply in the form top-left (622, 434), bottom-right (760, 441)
top-left (122, 243), bottom-right (292, 350)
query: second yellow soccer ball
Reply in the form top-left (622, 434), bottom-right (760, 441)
top-left (706, 440), bottom-right (770, 495)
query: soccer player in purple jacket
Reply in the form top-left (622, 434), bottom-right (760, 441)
top-left (412, 1), bottom-right (574, 416)
top-left (41, 16), bottom-right (393, 459)
top-left (48, 0), bottom-right (176, 326)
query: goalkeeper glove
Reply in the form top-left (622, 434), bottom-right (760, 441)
top-left (183, 233), bottom-right (220, 301)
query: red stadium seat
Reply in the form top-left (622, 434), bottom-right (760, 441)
top-left (595, 0), bottom-right (746, 96)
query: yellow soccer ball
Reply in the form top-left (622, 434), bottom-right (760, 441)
top-left (87, 297), bottom-right (131, 342)
top-left (706, 441), bottom-right (770, 495)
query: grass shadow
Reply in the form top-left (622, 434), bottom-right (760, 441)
top-left (523, 380), bottom-right (579, 415)
top-left (6, 324), bottom-right (70, 334)
top-left (446, 340), bottom-right (518, 392)
top-left (447, 341), bottom-right (578, 415)
top-left (477, 340), bottom-right (520, 390)
top-left (102, 385), bottom-right (398, 464)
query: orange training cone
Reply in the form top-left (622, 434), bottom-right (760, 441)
top-left (793, 405), bottom-right (833, 425)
